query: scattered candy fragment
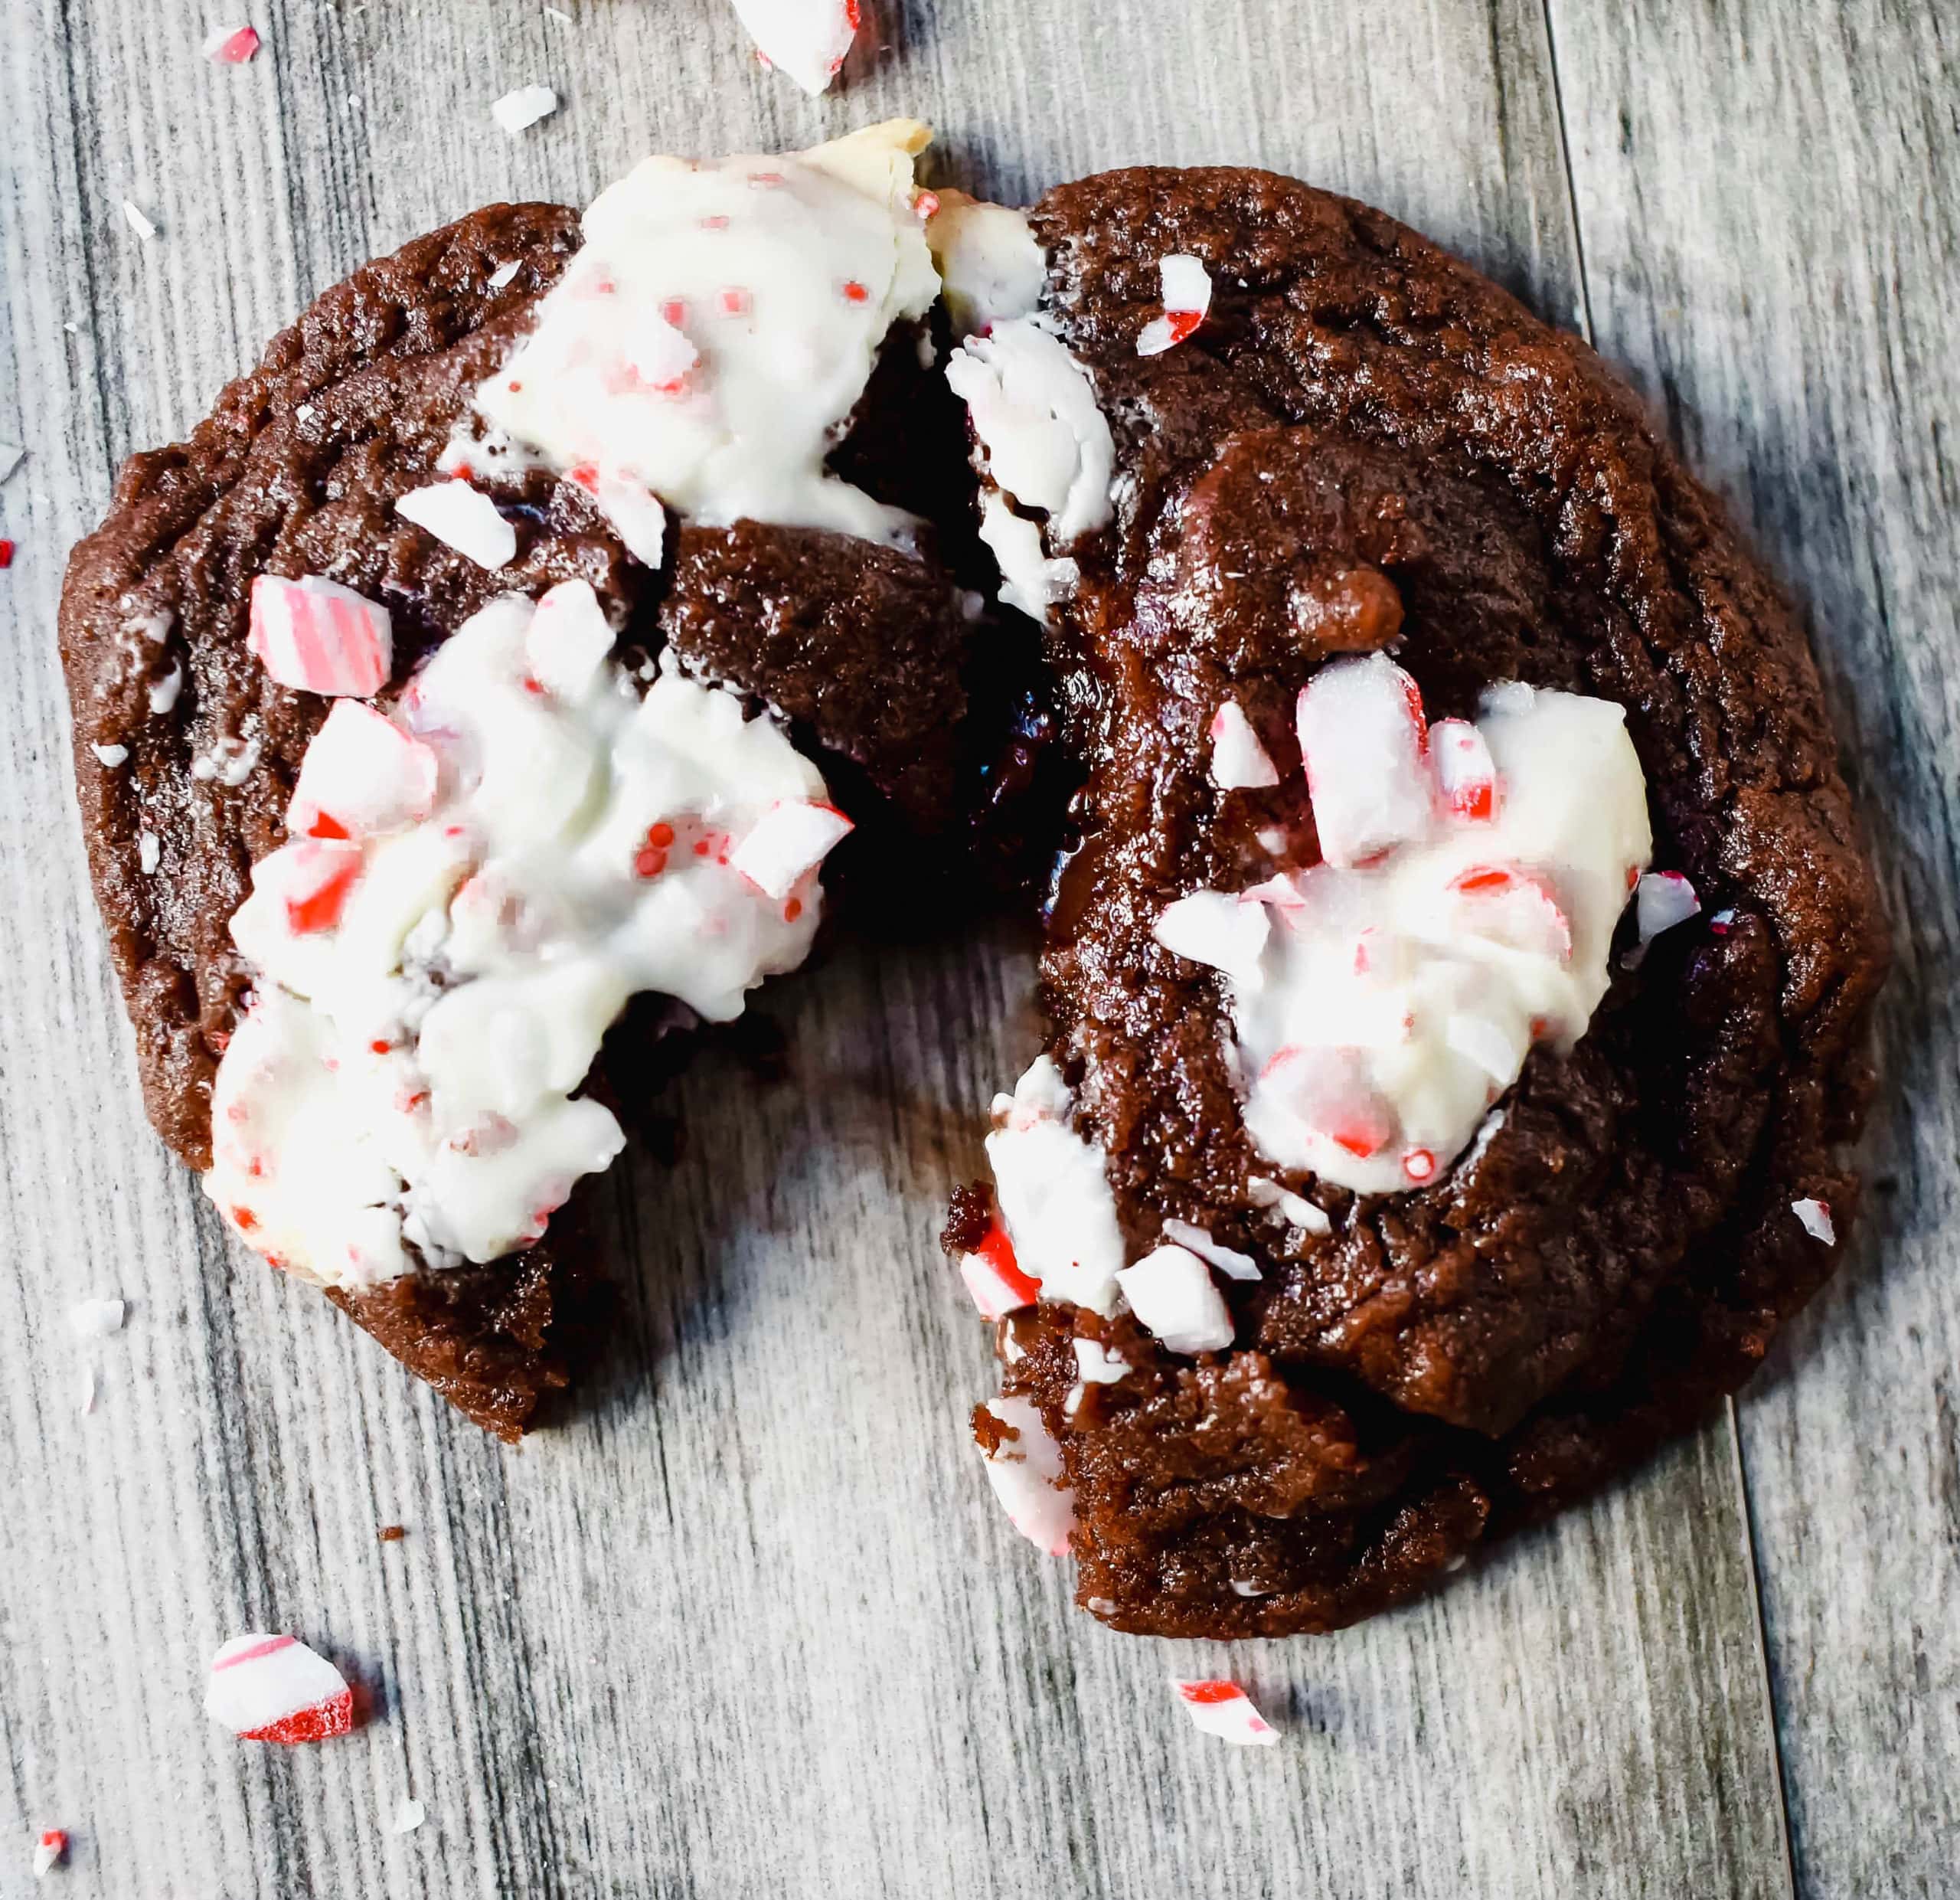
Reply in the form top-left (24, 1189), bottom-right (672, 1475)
top-left (1137, 253), bottom-right (1213, 357)
top-left (486, 260), bottom-right (521, 290)
top-left (32, 1830), bottom-right (67, 1878)
top-left (1169, 1678), bottom-right (1278, 1746)
top-left (1297, 653), bottom-right (1432, 867)
top-left (1792, 1197), bottom-right (1836, 1245)
top-left (0, 539), bottom-right (15, 570)
top-left (1161, 1218), bottom-right (1261, 1281)
top-left (287, 701), bottom-right (436, 842)
top-left (730, 0), bottom-right (859, 95)
top-left (728, 798), bottom-right (853, 900)
top-left (139, 831), bottom-right (160, 873)
top-left (122, 201), bottom-right (158, 240)
top-left (390, 1796), bottom-right (426, 1834)
top-left (0, 442), bottom-right (23, 484)
top-left (204, 1633), bottom-right (354, 1744)
top-left (491, 84), bottom-right (559, 136)
top-left (1116, 1244), bottom-right (1234, 1353)
top-left (1154, 888), bottom-right (1269, 989)
top-left (396, 481), bottom-right (517, 570)
top-left (90, 742), bottom-right (129, 768)
top-left (1634, 869), bottom-right (1701, 945)
top-left (78, 1364), bottom-right (97, 1414)
top-left (67, 1297), bottom-right (126, 1339)
top-left (960, 1224), bottom-right (1040, 1319)
top-left (377, 1524), bottom-right (407, 1542)
top-left (1208, 698), bottom-right (1280, 790)
top-left (248, 838), bottom-right (364, 936)
top-left (1072, 1337), bottom-right (1128, 1383)
top-left (1432, 716), bottom-right (1498, 821)
top-left (202, 24), bottom-right (261, 62)
top-left (1448, 864), bottom-right (1574, 963)
top-left (249, 574), bottom-right (394, 695)
top-left (522, 577), bottom-right (616, 698)
top-left (1246, 1174), bottom-right (1331, 1235)
top-left (977, 1395), bottom-right (1074, 1555)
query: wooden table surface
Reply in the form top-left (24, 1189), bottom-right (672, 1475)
top-left (2, 2), bottom-right (1955, 1895)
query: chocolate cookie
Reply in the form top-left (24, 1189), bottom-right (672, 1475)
top-left (953, 167), bottom-right (1886, 1635)
top-left (60, 167), bottom-right (979, 1437)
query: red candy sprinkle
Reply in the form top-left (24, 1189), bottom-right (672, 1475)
top-left (841, 279), bottom-right (869, 304)
top-left (719, 286), bottom-right (752, 316)
top-left (913, 190), bottom-right (940, 220)
top-left (0, 540), bottom-right (14, 570)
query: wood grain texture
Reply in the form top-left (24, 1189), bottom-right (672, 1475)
top-left (4, 0), bottom-right (1934, 1891)
top-left (1547, 3), bottom-right (1960, 1893)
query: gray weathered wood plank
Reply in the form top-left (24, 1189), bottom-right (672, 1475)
top-left (0, 0), bottom-right (1818, 1892)
top-left (1547, 2), bottom-right (1960, 1893)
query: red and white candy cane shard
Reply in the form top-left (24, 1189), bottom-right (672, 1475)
top-left (202, 23), bottom-right (260, 61)
top-left (728, 798), bottom-right (854, 901)
top-left (395, 480), bottom-right (518, 571)
top-left (1635, 869), bottom-right (1701, 943)
top-left (1137, 253), bottom-right (1214, 357)
top-left (978, 1395), bottom-right (1074, 1555)
top-left (1431, 717), bottom-right (1499, 821)
top-left (205, 1633), bottom-right (354, 1745)
top-left (1448, 863), bottom-right (1574, 963)
top-left (288, 700), bottom-right (437, 841)
top-left (1792, 1197), bottom-right (1836, 1245)
top-left (729, 0), bottom-right (859, 94)
top-left (523, 578), bottom-right (618, 700)
top-left (1170, 1678), bottom-right (1279, 1746)
top-left (1297, 653), bottom-right (1434, 868)
top-left (32, 1830), bottom-right (67, 1878)
top-left (248, 574), bottom-right (394, 697)
top-left (622, 310), bottom-right (698, 391)
top-left (252, 838), bottom-right (364, 937)
top-left (1208, 697), bottom-right (1281, 790)
top-left (960, 1224), bottom-right (1040, 1319)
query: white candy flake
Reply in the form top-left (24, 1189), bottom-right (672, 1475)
top-left (491, 84), bottom-right (560, 136)
top-left (67, 1297), bottom-right (127, 1339)
top-left (395, 481), bottom-right (517, 570)
top-left (122, 200), bottom-right (158, 240)
top-left (1792, 1197), bottom-right (1836, 1245)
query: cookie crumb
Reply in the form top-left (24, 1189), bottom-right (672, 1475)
top-left (377, 1524), bottom-right (407, 1542)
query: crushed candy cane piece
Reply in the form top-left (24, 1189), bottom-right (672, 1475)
top-left (1073, 1336), bottom-right (1129, 1384)
top-left (1209, 698), bottom-right (1280, 790)
top-left (249, 574), bottom-right (394, 695)
top-left (1137, 253), bottom-right (1213, 356)
top-left (486, 260), bottom-right (521, 290)
top-left (202, 24), bottom-right (260, 62)
top-left (1161, 1218), bottom-right (1261, 1281)
top-left (522, 577), bottom-right (616, 699)
top-left (0, 539), bottom-right (15, 570)
top-left (960, 1224), bottom-right (1039, 1319)
top-left (396, 481), bottom-right (516, 570)
top-left (729, 0), bottom-right (859, 94)
top-left (491, 84), bottom-right (559, 136)
top-left (1246, 1174), bottom-right (1331, 1235)
top-left (0, 442), bottom-right (24, 484)
top-left (287, 701), bottom-right (437, 839)
top-left (1432, 717), bottom-right (1498, 821)
top-left (1792, 1197), bottom-right (1836, 1245)
top-left (1635, 869), bottom-right (1701, 943)
top-left (1298, 652), bottom-right (1433, 867)
top-left (728, 798), bottom-right (853, 900)
top-left (1154, 888), bottom-right (1269, 990)
top-left (67, 1297), bottom-right (126, 1339)
top-left (90, 742), bottom-right (129, 768)
top-left (32, 1830), bottom-right (67, 1878)
top-left (1170, 1677), bottom-right (1278, 1746)
top-left (246, 838), bottom-right (363, 936)
top-left (391, 1797), bottom-right (426, 1835)
top-left (139, 831), bottom-right (161, 873)
top-left (978, 1395), bottom-right (1074, 1555)
top-left (206, 1633), bottom-right (354, 1744)
top-left (122, 201), bottom-right (158, 240)
top-left (78, 1364), bottom-right (97, 1414)
top-left (1116, 1244), bottom-right (1234, 1353)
